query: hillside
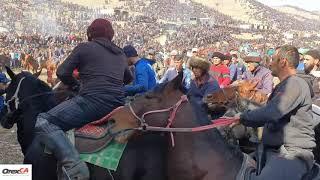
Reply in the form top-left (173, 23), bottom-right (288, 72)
top-left (275, 5), bottom-right (320, 21)
top-left (193, 0), bottom-right (261, 24)
top-left (60, 0), bottom-right (320, 31)
top-left (61, 0), bottom-right (107, 7)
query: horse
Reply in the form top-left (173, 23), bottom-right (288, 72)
top-left (1, 67), bottom-right (166, 180)
top-left (22, 54), bottom-right (39, 73)
top-left (107, 72), bottom-right (320, 180)
top-left (109, 72), bottom-right (246, 180)
top-left (202, 80), bottom-right (268, 152)
top-left (40, 58), bottom-right (58, 87)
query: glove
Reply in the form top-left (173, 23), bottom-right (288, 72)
top-left (239, 110), bottom-right (251, 125)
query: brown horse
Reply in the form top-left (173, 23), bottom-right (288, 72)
top-left (40, 58), bottom-right (58, 87)
top-left (203, 80), bottom-right (268, 151)
top-left (22, 54), bottom-right (39, 73)
top-left (109, 72), bottom-right (247, 180)
top-left (204, 80), bottom-right (268, 110)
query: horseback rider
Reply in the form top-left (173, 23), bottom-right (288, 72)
top-left (33, 18), bottom-right (132, 179)
top-left (239, 45), bottom-right (317, 179)
top-left (188, 57), bottom-right (220, 124)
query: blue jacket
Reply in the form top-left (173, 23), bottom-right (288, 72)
top-left (188, 73), bottom-right (220, 125)
top-left (125, 58), bottom-right (157, 96)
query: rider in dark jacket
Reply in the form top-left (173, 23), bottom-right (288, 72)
top-left (33, 19), bottom-right (132, 179)
top-left (240, 45), bottom-right (317, 180)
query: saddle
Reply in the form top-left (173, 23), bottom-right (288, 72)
top-left (74, 107), bottom-right (123, 154)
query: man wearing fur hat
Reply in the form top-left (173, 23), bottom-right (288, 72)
top-left (243, 52), bottom-right (273, 95)
top-left (188, 57), bottom-right (220, 124)
top-left (32, 18), bottom-right (133, 179)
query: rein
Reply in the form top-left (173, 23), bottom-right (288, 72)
top-left (127, 94), bottom-right (239, 146)
top-left (4, 77), bottom-right (70, 113)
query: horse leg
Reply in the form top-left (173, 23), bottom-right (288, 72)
top-left (87, 164), bottom-right (114, 180)
top-left (112, 143), bottom-right (137, 180)
top-left (139, 134), bottom-right (167, 180)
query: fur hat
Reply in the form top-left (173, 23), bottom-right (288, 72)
top-left (210, 52), bottom-right (226, 60)
top-left (189, 57), bottom-right (211, 71)
top-left (87, 18), bottom-right (114, 41)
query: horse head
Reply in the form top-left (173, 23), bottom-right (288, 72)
top-left (1, 66), bottom-right (56, 154)
top-left (109, 72), bottom-right (187, 143)
top-left (204, 80), bottom-right (267, 115)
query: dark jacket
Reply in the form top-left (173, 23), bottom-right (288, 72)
top-left (57, 38), bottom-right (132, 98)
top-left (297, 71), bottom-right (320, 105)
top-left (241, 76), bottom-right (316, 165)
top-left (188, 73), bottom-right (220, 124)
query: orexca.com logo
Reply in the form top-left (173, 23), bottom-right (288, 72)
top-left (2, 168), bottom-right (29, 175)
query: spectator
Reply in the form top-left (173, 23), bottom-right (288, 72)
top-left (209, 52), bottom-right (231, 88)
top-left (123, 45), bottom-right (157, 96)
top-left (159, 55), bottom-right (192, 93)
top-left (188, 57), bottom-right (220, 124)
top-left (243, 52), bottom-right (273, 95)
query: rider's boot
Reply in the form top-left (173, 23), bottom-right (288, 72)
top-left (35, 116), bottom-right (89, 180)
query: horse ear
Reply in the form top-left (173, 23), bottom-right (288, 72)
top-left (170, 71), bottom-right (184, 90)
top-left (5, 66), bottom-right (15, 79)
top-left (33, 69), bottom-right (42, 78)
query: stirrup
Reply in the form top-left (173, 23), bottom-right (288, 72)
top-left (59, 161), bottom-right (89, 180)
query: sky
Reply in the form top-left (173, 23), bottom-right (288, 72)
top-left (257, 0), bottom-right (320, 11)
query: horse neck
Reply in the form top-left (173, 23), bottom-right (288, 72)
top-left (169, 103), bottom-right (243, 179)
top-left (16, 87), bottom-right (57, 152)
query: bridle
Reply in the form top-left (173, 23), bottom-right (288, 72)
top-left (5, 77), bottom-right (25, 114)
top-left (126, 94), bottom-right (238, 146)
top-left (218, 88), bottom-right (248, 112)
top-left (4, 77), bottom-right (68, 115)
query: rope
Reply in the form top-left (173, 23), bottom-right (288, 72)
top-left (134, 117), bottom-right (239, 133)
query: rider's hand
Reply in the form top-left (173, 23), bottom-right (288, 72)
top-left (230, 118), bottom-right (240, 128)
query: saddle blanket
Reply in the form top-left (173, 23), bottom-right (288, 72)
top-left (80, 140), bottom-right (127, 171)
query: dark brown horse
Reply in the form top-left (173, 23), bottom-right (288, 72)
top-left (109, 72), bottom-right (246, 180)
top-left (1, 67), bottom-right (166, 180)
